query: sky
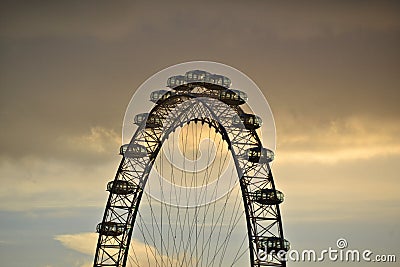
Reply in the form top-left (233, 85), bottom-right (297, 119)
top-left (0, 1), bottom-right (399, 266)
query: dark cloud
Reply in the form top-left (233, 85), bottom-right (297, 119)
top-left (1, 1), bottom-right (399, 164)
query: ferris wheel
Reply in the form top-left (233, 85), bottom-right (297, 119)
top-left (93, 66), bottom-right (289, 267)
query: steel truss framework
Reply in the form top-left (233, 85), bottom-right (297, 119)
top-left (93, 82), bottom-right (287, 267)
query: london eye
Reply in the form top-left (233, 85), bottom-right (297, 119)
top-left (93, 65), bottom-right (289, 267)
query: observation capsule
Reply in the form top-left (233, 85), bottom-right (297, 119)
top-left (219, 89), bottom-right (247, 105)
top-left (119, 144), bottom-right (148, 158)
top-left (134, 113), bottom-right (163, 128)
top-left (167, 75), bottom-right (186, 88)
top-left (258, 237), bottom-right (290, 253)
top-left (252, 189), bottom-right (284, 205)
top-left (96, 222), bottom-right (125, 236)
top-left (208, 74), bottom-right (231, 88)
top-left (106, 180), bottom-right (137, 195)
top-left (246, 147), bottom-right (274, 163)
top-left (232, 114), bottom-right (262, 130)
top-left (150, 90), bottom-right (175, 103)
top-left (185, 70), bottom-right (211, 83)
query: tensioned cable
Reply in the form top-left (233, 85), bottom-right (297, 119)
top-left (129, 118), bottom-right (249, 267)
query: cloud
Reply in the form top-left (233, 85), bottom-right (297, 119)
top-left (60, 126), bottom-right (120, 156)
top-left (0, 125), bottom-right (122, 212)
top-left (278, 161), bottom-right (400, 224)
top-left (55, 232), bottom-right (191, 267)
top-left (0, 1), bottom-right (138, 41)
top-left (276, 115), bottom-right (400, 163)
top-left (54, 233), bottom-right (96, 267)
top-left (55, 232), bottom-right (97, 255)
top-left (0, 125), bottom-right (120, 163)
top-left (0, 137), bottom-right (120, 211)
top-left (1, 1), bottom-right (399, 42)
top-left (253, 1), bottom-right (400, 40)
top-left (1, 1), bottom-right (399, 166)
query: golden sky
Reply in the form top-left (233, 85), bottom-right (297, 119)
top-left (0, 1), bottom-right (399, 266)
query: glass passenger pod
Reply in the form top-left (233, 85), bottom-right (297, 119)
top-left (134, 113), bottom-right (163, 128)
top-left (185, 70), bottom-right (211, 83)
top-left (107, 180), bottom-right (137, 195)
top-left (119, 144), bottom-right (148, 158)
top-left (96, 222), bottom-right (125, 236)
top-left (209, 74), bottom-right (231, 88)
top-left (150, 90), bottom-right (175, 103)
top-left (167, 75), bottom-right (186, 88)
top-left (253, 188), bottom-right (284, 205)
top-left (258, 237), bottom-right (290, 253)
top-left (232, 113), bottom-right (262, 130)
top-left (247, 147), bottom-right (274, 163)
top-left (219, 89), bottom-right (248, 105)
